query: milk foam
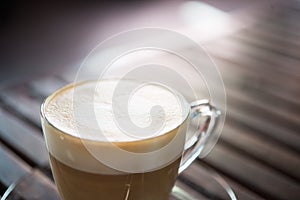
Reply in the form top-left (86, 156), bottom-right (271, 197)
top-left (45, 80), bottom-right (186, 141)
top-left (42, 80), bottom-right (190, 174)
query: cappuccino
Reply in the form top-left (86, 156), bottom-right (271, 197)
top-left (42, 80), bottom-right (190, 200)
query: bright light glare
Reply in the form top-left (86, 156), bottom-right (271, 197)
top-left (179, 1), bottom-right (230, 39)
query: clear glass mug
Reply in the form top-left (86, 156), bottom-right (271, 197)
top-left (39, 80), bottom-right (222, 200)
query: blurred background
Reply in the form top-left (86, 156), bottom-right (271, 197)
top-left (0, 0), bottom-right (270, 85)
top-left (0, 0), bottom-right (300, 200)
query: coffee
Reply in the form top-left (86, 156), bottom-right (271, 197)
top-left (49, 151), bottom-right (181, 200)
top-left (42, 80), bottom-right (189, 200)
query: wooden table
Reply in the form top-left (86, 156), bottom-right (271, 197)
top-left (1, 1), bottom-right (300, 199)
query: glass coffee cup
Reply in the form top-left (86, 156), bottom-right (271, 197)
top-left (40, 79), bottom-right (221, 200)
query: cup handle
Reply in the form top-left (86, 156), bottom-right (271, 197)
top-left (179, 99), bottom-right (221, 174)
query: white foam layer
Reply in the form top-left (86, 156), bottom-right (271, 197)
top-left (45, 80), bottom-right (186, 141)
top-left (42, 80), bottom-right (190, 174)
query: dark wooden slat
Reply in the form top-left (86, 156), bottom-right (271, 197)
top-left (240, 80), bottom-right (300, 112)
top-left (226, 89), bottom-right (300, 137)
top-left (228, 35), bottom-right (300, 76)
top-left (7, 170), bottom-right (60, 200)
top-left (198, 161), bottom-right (265, 200)
top-left (212, 39), bottom-right (300, 87)
top-left (258, 4), bottom-right (300, 32)
top-left (206, 36), bottom-right (300, 79)
top-left (0, 142), bottom-right (31, 187)
top-left (29, 77), bottom-right (67, 99)
top-left (0, 142), bottom-right (58, 200)
top-left (226, 65), bottom-right (300, 104)
top-left (0, 107), bottom-right (49, 167)
top-left (258, 13), bottom-right (300, 39)
top-left (227, 106), bottom-right (300, 153)
top-left (250, 15), bottom-right (300, 43)
top-left (197, 79), bottom-right (300, 153)
top-left (180, 165), bottom-right (227, 200)
top-left (221, 123), bottom-right (300, 181)
top-left (236, 26), bottom-right (300, 56)
top-left (0, 90), bottom-right (41, 127)
top-left (231, 87), bottom-right (300, 134)
top-left (233, 29), bottom-right (300, 62)
top-left (244, 85), bottom-right (300, 115)
top-left (180, 162), bottom-right (264, 200)
top-left (213, 64), bottom-right (300, 133)
top-left (197, 49), bottom-right (300, 114)
top-left (213, 57), bottom-right (300, 117)
top-left (218, 55), bottom-right (300, 87)
top-left (0, 184), bottom-right (5, 197)
top-left (287, 3), bottom-right (300, 16)
top-left (205, 42), bottom-right (299, 150)
top-left (172, 181), bottom-right (209, 200)
top-left (239, 81), bottom-right (299, 113)
top-left (208, 64), bottom-right (300, 113)
top-left (204, 142), bottom-right (300, 200)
